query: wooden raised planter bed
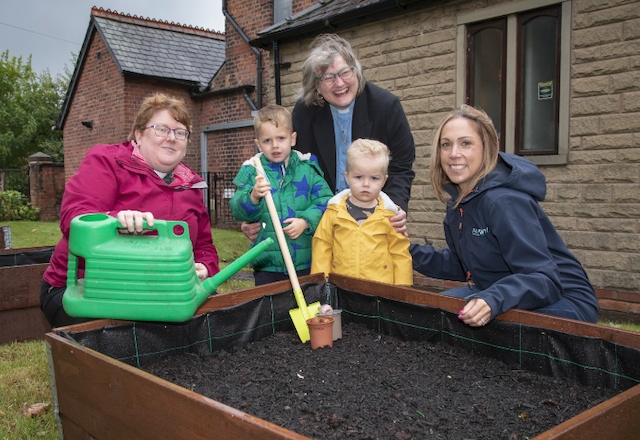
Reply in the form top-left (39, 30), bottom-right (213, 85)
top-left (46, 274), bottom-right (640, 439)
top-left (0, 246), bottom-right (53, 344)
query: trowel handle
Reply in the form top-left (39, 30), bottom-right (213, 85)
top-left (253, 157), bottom-right (302, 293)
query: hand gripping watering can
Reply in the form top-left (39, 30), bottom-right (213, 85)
top-left (62, 213), bottom-right (272, 322)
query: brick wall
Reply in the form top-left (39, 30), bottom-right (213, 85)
top-left (200, 89), bottom-right (257, 228)
top-left (63, 35), bottom-right (202, 179)
top-left (207, 0), bottom-right (265, 149)
top-left (63, 36), bottom-right (126, 181)
top-left (262, 0), bottom-right (640, 300)
top-left (557, 0), bottom-right (640, 296)
top-left (292, 0), bottom-right (317, 15)
top-left (28, 155), bottom-right (64, 221)
top-left (201, 0), bottom-right (276, 227)
top-left (217, 0), bottom-right (272, 96)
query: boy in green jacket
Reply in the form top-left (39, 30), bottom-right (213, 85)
top-left (229, 104), bottom-right (333, 285)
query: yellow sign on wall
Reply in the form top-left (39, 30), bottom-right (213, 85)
top-left (538, 81), bottom-right (553, 100)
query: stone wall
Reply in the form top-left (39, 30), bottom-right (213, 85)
top-left (269, 0), bottom-right (640, 301)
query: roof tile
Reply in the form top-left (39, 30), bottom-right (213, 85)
top-left (94, 15), bottom-right (225, 88)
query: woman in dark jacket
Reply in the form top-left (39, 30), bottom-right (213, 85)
top-left (411, 105), bottom-right (598, 327)
top-left (291, 33), bottom-right (415, 213)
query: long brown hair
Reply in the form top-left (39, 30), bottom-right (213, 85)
top-left (430, 105), bottom-right (499, 207)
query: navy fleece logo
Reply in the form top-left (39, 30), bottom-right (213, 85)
top-left (472, 227), bottom-right (489, 237)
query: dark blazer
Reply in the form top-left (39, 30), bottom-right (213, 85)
top-left (292, 82), bottom-right (415, 212)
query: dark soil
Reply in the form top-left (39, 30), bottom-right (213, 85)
top-left (144, 322), bottom-right (617, 440)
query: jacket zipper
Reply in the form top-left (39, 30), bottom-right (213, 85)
top-left (458, 206), bottom-right (475, 290)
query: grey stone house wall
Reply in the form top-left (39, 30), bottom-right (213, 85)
top-left (273, 0), bottom-right (640, 296)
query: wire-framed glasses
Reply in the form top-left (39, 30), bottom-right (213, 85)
top-left (316, 66), bottom-right (356, 86)
top-left (143, 124), bottom-right (190, 140)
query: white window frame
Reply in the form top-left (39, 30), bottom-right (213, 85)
top-left (456, 0), bottom-right (571, 165)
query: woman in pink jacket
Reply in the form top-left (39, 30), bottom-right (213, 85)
top-left (41, 92), bottom-right (219, 327)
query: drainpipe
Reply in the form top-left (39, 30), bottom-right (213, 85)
top-left (242, 88), bottom-right (258, 112)
top-left (274, 41), bottom-right (281, 105)
top-left (272, 40), bottom-right (291, 105)
top-left (222, 0), bottom-right (263, 109)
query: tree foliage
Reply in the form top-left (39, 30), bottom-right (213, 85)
top-left (0, 50), bottom-right (69, 168)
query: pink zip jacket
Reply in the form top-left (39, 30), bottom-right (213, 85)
top-left (43, 141), bottom-right (219, 287)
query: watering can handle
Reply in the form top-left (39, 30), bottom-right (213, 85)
top-left (112, 215), bottom-right (185, 238)
top-left (72, 213), bottom-right (174, 236)
top-left (253, 157), bottom-right (302, 293)
top-left (69, 214), bottom-right (190, 257)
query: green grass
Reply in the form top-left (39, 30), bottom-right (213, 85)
top-left (5, 220), bottom-right (250, 257)
top-left (211, 227), bottom-right (250, 263)
top-left (4, 221), bottom-right (61, 248)
top-left (0, 341), bottom-right (58, 439)
top-left (598, 320), bottom-right (640, 333)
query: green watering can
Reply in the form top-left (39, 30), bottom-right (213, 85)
top-left (62, 213), bottom-right (271, 322)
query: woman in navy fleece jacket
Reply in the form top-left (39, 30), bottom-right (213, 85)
top-left (411, 105), bottom-right (598, 327)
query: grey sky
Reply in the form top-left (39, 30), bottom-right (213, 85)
top-left (0, 0), bottom-right (225, 77)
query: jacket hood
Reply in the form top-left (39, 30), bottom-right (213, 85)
top-left (244, 150), bottom-right (325, 177)
top-left (447, 152), bottom-right (546, 202)
top-left (328, 189), bottom-right (399, 213)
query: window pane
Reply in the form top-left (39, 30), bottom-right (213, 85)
top-left (471, 28), bottom-right (504, 142)
top-left (520, 14), bottom-right (559, 152)
top-left (467, 20), bottom-right (505, 151)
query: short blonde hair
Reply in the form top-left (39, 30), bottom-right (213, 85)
top-left (254, 104), bottom-right (293, 136)
top-left (430, 105), bottom-right (499, 207)
top-left (346, 138), bottom-right (390, 174)
top-left (128, 92), bottom-right (191, 141)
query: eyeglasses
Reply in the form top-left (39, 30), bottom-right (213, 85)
top-left (316, 66), bottom-right (356, 86)
top-left (143, 124), bottom-right (190, 140)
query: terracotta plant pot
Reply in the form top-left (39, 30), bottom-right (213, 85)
top-left (306, 316), bottom-right (334, 349)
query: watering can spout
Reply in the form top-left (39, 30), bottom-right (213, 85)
top-left (199, 237), bottom-right (273, 298)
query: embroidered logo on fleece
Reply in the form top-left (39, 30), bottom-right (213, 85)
top-left (472, 227), bottom-right (490, 237)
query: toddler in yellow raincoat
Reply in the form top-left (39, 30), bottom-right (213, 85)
top-left (311, 139), bottom-right (413, 285)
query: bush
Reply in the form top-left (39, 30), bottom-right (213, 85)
top-left (0, 190), bottom-right (40, 221)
